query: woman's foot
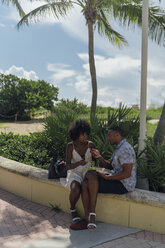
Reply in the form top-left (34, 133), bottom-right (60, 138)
top-left (70, 219), bottom-right (88, 230)
top-left (70, 208), bottom-right (81, 223)
top-left (87, 213), bottom-right (97, 230)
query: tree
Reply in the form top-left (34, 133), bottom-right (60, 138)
top-left (2, 0), bottom-right (165, 115)
top-left (153, 103), bottom-right (165, 146)
top-left (54, 98), bottom-right (88, 115)
top-left (0, 73), bottom-right (58, 117)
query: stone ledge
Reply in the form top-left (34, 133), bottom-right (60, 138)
top-left (0, 156), bottom-right (165, 209)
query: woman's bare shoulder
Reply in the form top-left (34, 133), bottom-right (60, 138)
top-left (88, 141), bottom-right (95, 148)
top-left (67, 142), bottom-right (73, 149)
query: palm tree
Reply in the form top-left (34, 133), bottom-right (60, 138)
top-left (154, 103), bottom-right (165, 146)
top-left (2, 0), bottom-right (165, 115)
top-left (1, 0), bottom-right (25, 17)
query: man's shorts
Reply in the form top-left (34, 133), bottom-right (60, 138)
top-left (98, 177), bottom-right (128, 194)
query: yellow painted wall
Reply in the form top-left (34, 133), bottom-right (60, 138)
top-left (0, 168), bottom-right (31, 200)
top-left (130, 203), bottom-right (165, 233)
top-left (0, 167), bottom-right (165, 234)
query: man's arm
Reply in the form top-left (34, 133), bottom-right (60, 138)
top-left (91, 148), bottom-right (112, 169)
top-left (97, 163), bottom-right (133, 180)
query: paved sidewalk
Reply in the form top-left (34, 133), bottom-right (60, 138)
top-left (0, 188), bottom-right (165, 248)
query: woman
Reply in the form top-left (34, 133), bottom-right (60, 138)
top-left (65, 119), bottom-right (95, 228)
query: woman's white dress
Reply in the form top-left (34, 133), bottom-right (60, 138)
top-left (60, 142), bottom-right (92, 189)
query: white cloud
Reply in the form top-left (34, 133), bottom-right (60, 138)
top-left (0, 23), bottom-right (5, 28)
top-left (78, 53), bottom-right (88, 63)
top-left (96, 56), bottom-right (140, 79)
top-left (47, 63), bottom-right (69, 71)
top-left (47, 63), bottom-right (76, 83)
top-left (66, 82), bottom-right (74, 87)
top-left (148, 78), bottom-right (165, 87)
top-left (47, 48), bottom-right (165, 107)
top-left (3, 65), bottom-right (39, 80)
top-left (47, 62), bottom-right (91, 94)
top-left (78, 53), bottom-right (141, 80)
top-left (75, 75), bottom-right (90, 93)
top-left (98, 87), bottom-right (115, 97)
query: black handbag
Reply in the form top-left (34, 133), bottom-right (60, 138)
top-left (48, 159), bottom-right (67, 179)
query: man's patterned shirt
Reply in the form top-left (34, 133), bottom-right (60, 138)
top-left (111, 139), bottom-right (137, 192)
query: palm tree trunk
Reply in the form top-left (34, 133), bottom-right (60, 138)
top-left (88, 22), bottom-right (97, 115)
top-left (153, 103), bottom-right (165, 146)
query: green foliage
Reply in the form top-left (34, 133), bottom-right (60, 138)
top-left (137, 138), bottom-right (165, 193)
top-left (146, 108), bottom-right (161, 120)
top-left (0, 132), bottom-right (52, 169)
top-left (50, 204), bottom-right (63, 212)
top-left (0, 104), bottom-right (140, 169)
top-left (90, 104), bottom-right (140, 163)
top-left (0, 73), bottom-right (58, 118)
top-left (54, 98), bottom-right (88, 116)
top-left (43, 105), bottom-right (78, 160)
top-left (146, 123), bottom-right (158, 138)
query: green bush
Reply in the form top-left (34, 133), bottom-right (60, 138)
top-left (53, 98), bottom-right (88, 116)
top-left (0, 104), bottom-right (140, 170)
top-left (137, 138), bottom-right (165, 193)
top-left (43, 105), bottom-right (78, 160)
top-left (0, 132), bottom-right (52, 169)
top-left (89, 104), bottom-right (140, 163)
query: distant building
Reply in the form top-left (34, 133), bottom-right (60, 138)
top-left (148, 104), bottom-right (155, 109)
top-left (132, 104), bottom-right (139, 109)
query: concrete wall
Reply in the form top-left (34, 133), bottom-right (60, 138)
top-left (0, 156), bottom-right (165, 234)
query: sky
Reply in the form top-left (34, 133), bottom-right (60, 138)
top-left (0, 0), bottom-right (165, 108)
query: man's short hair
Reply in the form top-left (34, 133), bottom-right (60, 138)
top-left (108, 126), bottom-right (124, 137)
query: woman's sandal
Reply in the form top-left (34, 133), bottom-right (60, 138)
top-left (87, 213), bottom-right (97, 230)
top-left (70, 208), bottom-right (81, 223)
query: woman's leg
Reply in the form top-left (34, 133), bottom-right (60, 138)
top-left (81, 179), bottom-right (90, 221)
top-left (70, 180), bottom-right (81, 221)
top-left (82, 171), bottom-right (99, 228)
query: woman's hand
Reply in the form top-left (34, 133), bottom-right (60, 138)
top-left (91, 148), bottom-right (101, 159)
top-left (79, 160), bottom-right (88, 166)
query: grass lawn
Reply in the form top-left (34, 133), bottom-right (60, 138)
top-left (146, 123), bottom-right (158, 137)
top-left (0, 123), bottom-right (9, 129)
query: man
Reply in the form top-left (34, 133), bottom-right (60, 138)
top-left (70, 126), bottom-right (137, 230)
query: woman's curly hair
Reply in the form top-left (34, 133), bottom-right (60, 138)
top-left (68, 119), bottom-right (91, 141)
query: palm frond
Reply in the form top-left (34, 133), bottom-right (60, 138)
top-left (2, 0), bottom-right (25, 18)
top-left (109, 0), bottom-right (165, 47)
top-left (96, 10), bottom-right (128, 48)
top-left (17, 0), bottom-right (73, 28)
top-left (148, 6), bottom-right (165, 47)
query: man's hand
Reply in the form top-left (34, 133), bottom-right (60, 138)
top-left (91, 148), bottom-right (101, 159)
top-left (97, 171), bottom-right (111, 180)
